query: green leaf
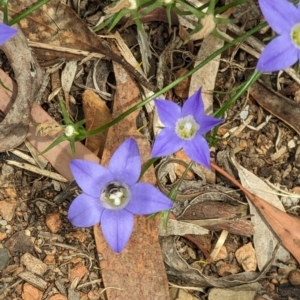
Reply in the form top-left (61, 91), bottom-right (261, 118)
top-left (39, 135), bottom-right (68, 155)
top-left (0, 79), bottom-right (12, 92)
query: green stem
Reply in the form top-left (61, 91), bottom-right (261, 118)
top-left (207, 0), bottom-right (216, 15)
top-left (85, 21), bottom-right (267, 137)
top-left (215, 0), bottom-right (250, 15)
top-left (175, 0), bottom-right (205, 19)
top-left (169, 161), bottom-right (193, 200)
top-left (9, 0), bottom-right (52, 25)
top-left (139, 157), bottom-right (159, 181)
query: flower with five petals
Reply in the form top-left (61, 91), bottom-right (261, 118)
top-left (68, 138), bottom-right (173, 253)
top-left (257, 0), bottom-right (300, 72)
top-left (151, 89), bottom-right (223, 168)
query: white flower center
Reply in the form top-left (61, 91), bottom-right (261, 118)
top-left (291, 23), bottom-right (300, 48)
top-left (175, 115), bottom-right (199, 140)
top-left (128, 0), bottom-right (137, 10)
top-left (100, 182), bottom-right (130, 210)
top-left (64, 125), bottom-right (76, 137)
top-left (109, 191), bottom-right (123, 206)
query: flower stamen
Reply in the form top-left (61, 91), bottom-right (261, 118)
top-left (109, 191), bottom-right (123, 206)
top-left (291, 23), bottom-right (300, 48)
top-left (175, 115), bottom-right (199, 140)
top-left (101, 182), bottom-right (130, 210)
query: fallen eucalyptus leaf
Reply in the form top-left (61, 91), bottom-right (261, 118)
top-left (158, 219), bottom-right (209, 236)
top-left (231, 156), bottom-right (290, 270)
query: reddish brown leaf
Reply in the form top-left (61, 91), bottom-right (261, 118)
top-left (94, 57), bottom-right (169, 299)
top-left (82, 90), bottom-right (112, 158)
top-left (211, 162), bottom-right (300, 263)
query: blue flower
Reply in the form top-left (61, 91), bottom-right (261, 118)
top-left (0, 23), bottom-right (17, 45)
top-left (257, 0), bottom-right (300, 72)
top-left (151, 89), bottom-right (223, 168)
top-left (68, 138), bottom-right (173, 253)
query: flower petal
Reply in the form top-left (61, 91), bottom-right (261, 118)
top-left (184, 134), bottom-right (211, 168)
top-left (257, 34), bottom-right (299, 72)
top-left (108, 138), bottom-right (141, 185)
top-left (0, 23), bottom-right (17, 45)
top-left (197, 115), bottom-right (223, 135)
top-left (154, 99), bottom-right (181, 128)
top-left (68, 194), bottom-right (103, 227)
top-left (70, 160), bottom-right (113, 197)
top-left (100, 209), bottom-right (134, 253)
top-left (258, 0), bottom-right (298, 35)
top-left (126, 183), bottom-right (173, 214)
top-left (151, 128), bottom-right (185, 157)
top-left (182, 89), bottom-right (204, 117)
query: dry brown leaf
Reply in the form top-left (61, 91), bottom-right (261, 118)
top-left (235, 243), bottom-right (257, 272)
top-left (0, 66), bottom-right (99, 179)
top-left (190, 14), bottom-right (216, 40)
top-left (231, 157), bottom-right (289, 270)
top-left (0, 15), bottom-right (43, 151)
top-left (211, 162), bottom-right (300, 265)
top-left (8, 0), bottom-right (109, 60)
top-left (8, 0), bottom-right (157, 93)
top-left (250, 81), bottom-right (300, 135)
top-left (174, 68), bottom-right (190, 98)
top-left (158, 219), bottom-right (209, 236)
top-left (104, 0), bottom-right (131, 14)
top-left (93, 52), bottom-right (169, 299)
top-left (161, 236), bottom-right (262, 287)
top-left (82, 90), bottom-right (112, 158)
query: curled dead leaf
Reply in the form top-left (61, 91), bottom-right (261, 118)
top-left (82, 90), bottom-right (112, 158)
top-left (190, 14), bottom-right (216, 40)
top-left (0, 13), bottom-right (43, 151)
top-left (36, 122), bottom-right (63, 137)
top-left (235, 243), bottom-right (257, 272)
top-left (104, 0), bottom-right (131, 14)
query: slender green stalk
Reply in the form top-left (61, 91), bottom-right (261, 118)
top-left (8, 0), bottom-right (51, 25)
top-left (3, 3), bottom-right (8, 24)
top-left (215, 0), bottom-right (250, 14)
top-left (207, 0), bottom-right (216, 14)
top-left (162, 160), bottom-right (194, 228)
top-left (85, 21), bottom-right (267, 137)
top-left (139, 157), bottom-right (159, 181)
top-left (169, 161), bottom-right (194, 200)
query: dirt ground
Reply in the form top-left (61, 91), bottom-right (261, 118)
top-left (1, 0), bottom-right (300, 299)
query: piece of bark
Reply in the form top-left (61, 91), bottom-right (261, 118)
top-left (178, 201), bottom-right (253, 236)
top-left (94, 60), bottom-right (170, 299)
top-left (18, 271), bottom-right (47, 291)
top-left (250, 81), bottom-right (300, 135)
top-left (0, 13), bottom-right (43, 152)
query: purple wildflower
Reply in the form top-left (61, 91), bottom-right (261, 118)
top-left (257, 0), bottom-right (300, 72)
top-left (151, 89), bottom-right (223, 169)
top-left (68, 138), bottom-right (173, 253)
top-left (0, 23), bottom-right (17, 45)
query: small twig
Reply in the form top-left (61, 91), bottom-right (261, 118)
top-left (6, 160), bottom-right (68, 182)
top-left (77, 279), bottom-right (103, 289)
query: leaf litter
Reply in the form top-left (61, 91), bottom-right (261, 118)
top-left (1, 0), bottom-right (300, 299)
